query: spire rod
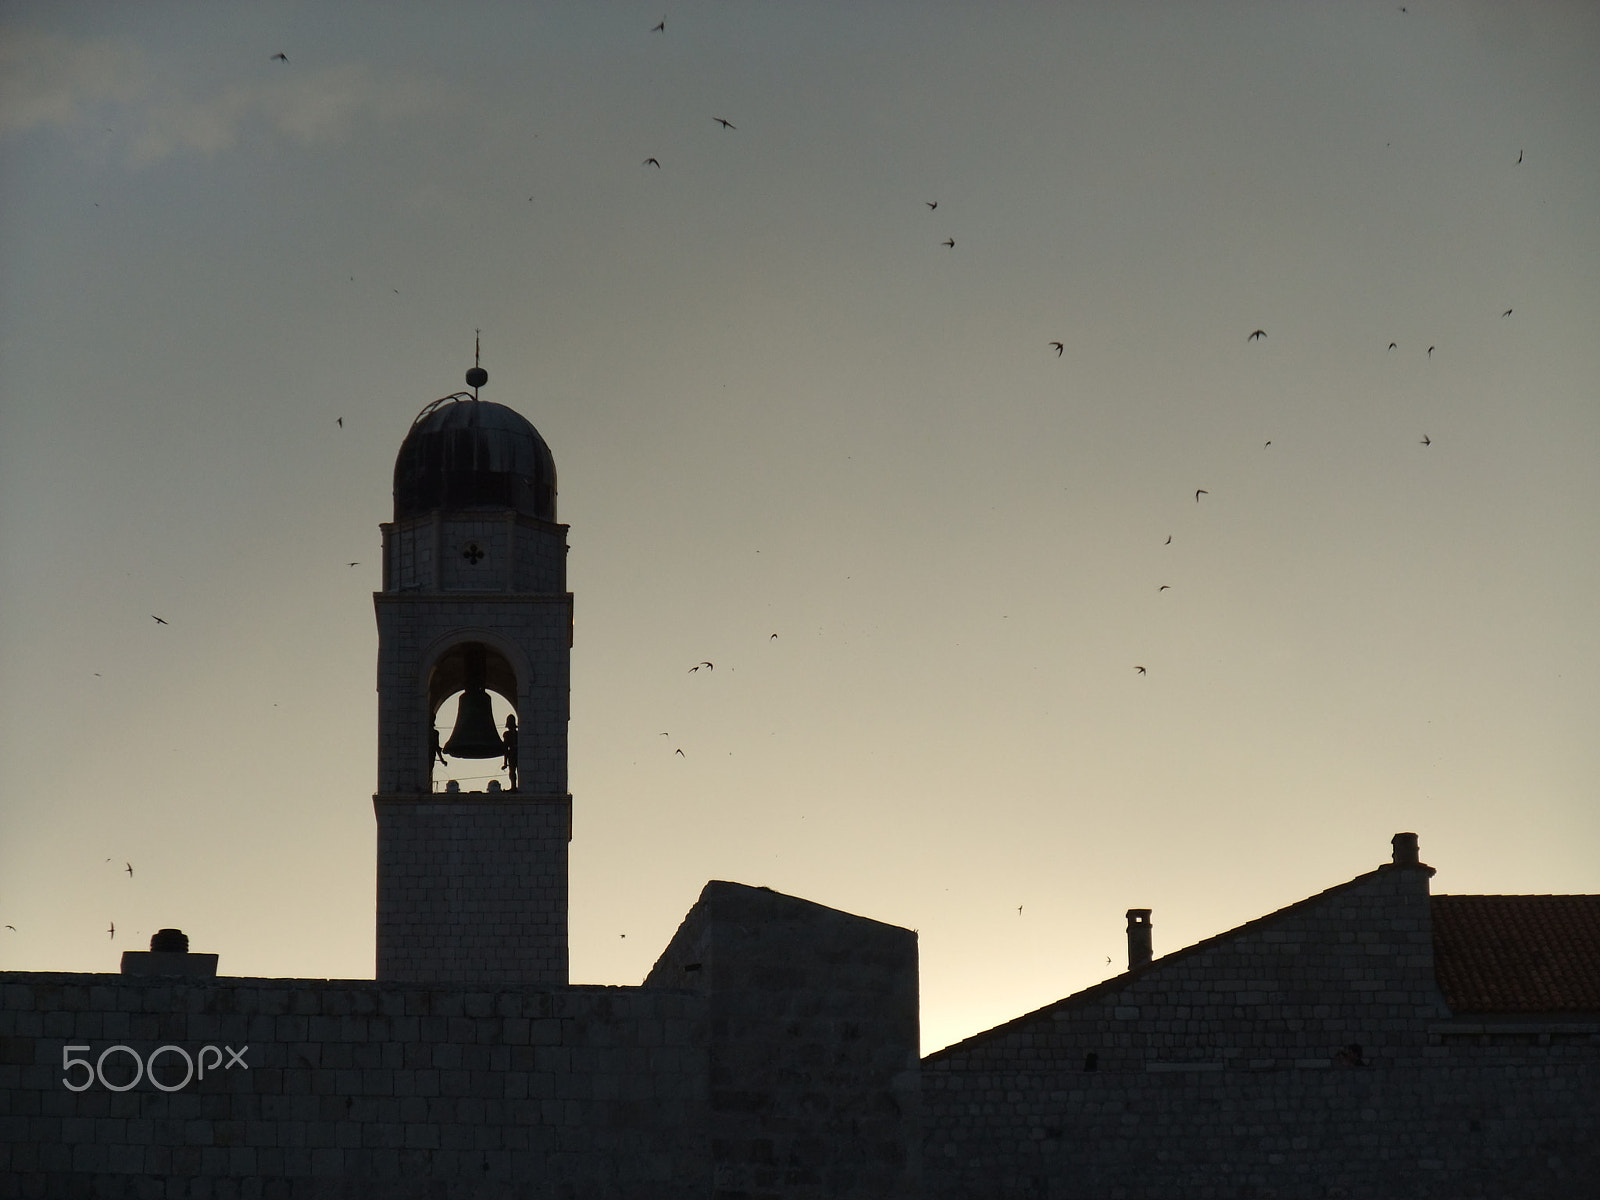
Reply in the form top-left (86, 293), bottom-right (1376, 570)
top-left (466, 331), bottom-right (487, 397)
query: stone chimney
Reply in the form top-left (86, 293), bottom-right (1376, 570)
top-left (120, 928), bottom-right (218, 979)
top-left (1126, 908), bottom-right (1152, 970)
top-left (1391, 832), bottom-right (1420, 867)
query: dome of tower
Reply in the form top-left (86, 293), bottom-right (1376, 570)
top-left (393, 396), bottom-right (557, 522)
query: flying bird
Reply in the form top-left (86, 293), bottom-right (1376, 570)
top-left (3, 925), bottom-right (14, 932)
top-left (942, 238), bottom-right (955, 248)
top-left (1049, 342), bottom-right (1064, 356)
top-left (1501, 308), bottom-right (1513, 317)
top-left (770, 633), bottom-right (778, 639)
top-left (1428, 346), bottom-right (1435, 357)
top-left (1106, 956), bottom-right (1112, 965)
top-left (1420, 434), bottom-right (1431, 446)
top-left (108, 922), bottom-right (115, 939)
top-left (1264, 441), bottom-right (1271, 448)
top-left (1248, 329), bottom-right (1266, 341)
top-left (1158, 585), bottom-right (1171, 591)
top-left (1517, 149), bottom-right (1522, 164)
top-left (674, 749), bottom-right (684, 757)
top-left (1134, 666), bottom-right (1147, 675)
top-left (125, 863), bottom-right (133, 877)
top-left (1017, 906), bottom-right (1023, 916)
top-left (714, 118), bottom-right (735, 129)
top-left (347, 562), bottom-right (360, 567)
top-left (270, 53), bottom-right (288, 62)
top-left (643, 158), bottom-right (661, 168)
top-left (926, 201), bottom-right (938, 210)
top-left (1195, 489), bottom-right (1208, 501)
top-left (651, 19), bottom-right (665, 32)
top-left (1164, 535), bottom-right (1172, 545)
top-left (151, 615), bottom-right (167, 625)
top-left (337, 417), bottom-right (342, 427)
top-left (1388, 343), bottom-right (1397, 351)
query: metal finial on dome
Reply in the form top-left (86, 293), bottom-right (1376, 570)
top-left (466, 330), bottom-right (487, 392)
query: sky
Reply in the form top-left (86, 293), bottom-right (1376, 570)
top-left (1, 1), bottom-right (1596, 1055)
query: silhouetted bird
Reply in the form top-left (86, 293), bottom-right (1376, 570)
top-left (770, 633), bottom-right (778, 639)
top-left (337, 417), bottom-right (343, 427)
top-left (1388, 343), bottom-right (1397, 350)
top-left (108, 923), bottom-right (115, 939)
top-left (675, 749), bottom-right (685, 757)
top-left (651, 19), bottom-right (665, 32)
top-left (1502, 309), bottom-right (1512, 317)
top-left (698, 661), bottom-right (714, 671)
top-left (1049, 342), bottom-right (1064, 356)
top-left (152, 615), bottom-right (167, 625)
top-left (1517, 150), bottom-right (1522, 164)
top-left (1164, 535), bottom-right (1172, 545)
top-left (1248, 329), bottom-right (1266, 341)
top-left (1195, 489), bottom-right (1208, 501)
top-left (714, 118), bottom-right (735, 129)
top-left (348, 562), bottom-right (360, 567)
top-left (1428, 346), bottom-right (1435, 357)
top-left (643, 158), bottom-right (661, 168)
top-left (125, 863), bottom-right (133, 877)
top-left (1105, 957), bottom-right (1112, 965)
top-left (271, 53), bottom-right (288, 62)
top-left (1420, 434), bottom-right (1431, 446)
top-left (1159, 585), bottom-right (1171, 591)
top-left (1264, 441), bottom-right (1271, 447)
top-left (926, 201), bottom-right (938, 210)
top-left (1017, 905), bottom-right (1023, 915)
top-left (942, 238), bottom-right (955, 248)
top-left (4, 925), bottom-right (15, 932)
top-left (1134, 666), bottom-right (1146, 675)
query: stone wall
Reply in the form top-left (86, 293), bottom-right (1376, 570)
top-left (374, 795), bottom-right (571, 987)
top-left (920, 862), bottom-right (1600, 1199)
top-left (646, 882), bottom-right (922, 1200)
top-left (0, 975), bottom-right (707, 1200)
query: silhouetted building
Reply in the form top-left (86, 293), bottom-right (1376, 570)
top-left (1, 377), bottom-right (1594, 1198)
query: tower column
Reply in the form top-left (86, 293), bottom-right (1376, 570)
top-left (371, 373), bottom-right (572, 985)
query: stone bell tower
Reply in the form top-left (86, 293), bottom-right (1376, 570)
top-left (372, 365), bottom-right (572, 985)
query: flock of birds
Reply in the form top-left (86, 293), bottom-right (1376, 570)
top-left (13, 22), bottom-right (1535, 963)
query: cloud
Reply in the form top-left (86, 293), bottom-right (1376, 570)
top-left (0, 29), bottom-right (444, 166)
top-left (0, 29), bottom-right (148, 137)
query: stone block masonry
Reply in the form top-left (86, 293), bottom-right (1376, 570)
top-left (647, 881), bottom-right (922, 1200)
top-left (375, 795), bottom-right (570, 987)
top-left (0, 975), bottom-right (708, 1199)
top-left (921, 860), bottom-right (1600, 1199)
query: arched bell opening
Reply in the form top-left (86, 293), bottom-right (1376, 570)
top-left (427, 641), bottom-right (520, 793)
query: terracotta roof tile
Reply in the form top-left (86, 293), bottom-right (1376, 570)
top-left (1431, 895), bottom-right (1600, 1014)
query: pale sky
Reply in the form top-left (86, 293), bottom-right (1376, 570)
top-left (2, 1), bottom-right (1596, 1054)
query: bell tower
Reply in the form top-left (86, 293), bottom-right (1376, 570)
top-left (372, 365), bottom-right (572, 985)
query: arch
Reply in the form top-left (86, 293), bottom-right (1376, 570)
top-left (418, 629), bottom-right (532, 719)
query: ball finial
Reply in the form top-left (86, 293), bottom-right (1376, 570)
top-left (466, 367), bottom-right (488, 388)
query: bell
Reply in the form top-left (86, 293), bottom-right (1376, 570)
top-left (442, 687), bottom-right (504, 758)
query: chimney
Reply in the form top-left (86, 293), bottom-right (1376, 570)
top-left (1126, 909), bottom-right (1152, 970)
top-left (1391, 832), bottom-right (1420, 867)
top-left (121, 927), bottom-right (218, 980)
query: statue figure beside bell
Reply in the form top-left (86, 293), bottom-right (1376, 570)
top-left (502, 714), bottom-right (519, 792)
